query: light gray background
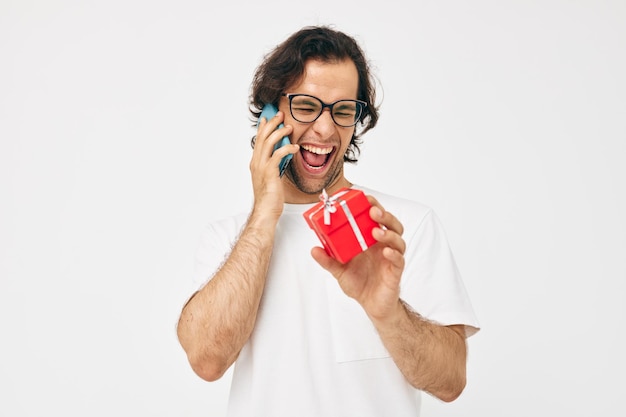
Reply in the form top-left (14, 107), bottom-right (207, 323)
top-left (1, 1), bottom-right (625, 416)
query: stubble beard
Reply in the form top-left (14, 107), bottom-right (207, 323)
top-left (284, 157), bottom-right (344, 196)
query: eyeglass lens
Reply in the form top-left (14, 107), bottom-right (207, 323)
top-left (290, 95), bottom-right (362, 127)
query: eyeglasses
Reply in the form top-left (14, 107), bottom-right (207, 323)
top-left (282, 93), bottom-right (367, 127)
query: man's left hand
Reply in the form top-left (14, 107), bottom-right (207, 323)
top-left (311, 195), bottom-right (406, 321)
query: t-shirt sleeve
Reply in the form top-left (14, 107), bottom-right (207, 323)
top-left (192, 215), bottom-right (246, 290)
top-left (400, 209), bottom-right (480, 337)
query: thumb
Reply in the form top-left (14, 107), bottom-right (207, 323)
top-left (311, 247), bottom-right (344, 276)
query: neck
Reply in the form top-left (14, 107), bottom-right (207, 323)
top-left (283, 176), bottom-right (353, 204)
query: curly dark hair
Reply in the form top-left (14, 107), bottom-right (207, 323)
top-left (249, 25), bottom-right (379, 163)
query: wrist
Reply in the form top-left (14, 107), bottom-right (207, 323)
top-left (248, 205), bottom-right (281, 228)
top-left (368, 298), bottom-right (406, 329)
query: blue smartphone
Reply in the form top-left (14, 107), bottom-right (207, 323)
top-left (258, 104), bottom-right (292, 177)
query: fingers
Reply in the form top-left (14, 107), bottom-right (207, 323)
top-left (368, 196), bottom-right (406, 259)
top-left (252, 112), bottom-right (299, 179)
top-left (382, 246), bottom-right (405, 267)
top-left (256, 111), bottom-right (296, 158)
top-left (372, 226), bottom-right (406, 261)
top-left (368, 196), bottom-right (404, 236)
top-left (250, 113), bottom-right (293, 182)
top-left (311, 247), bottom-right (344, 276)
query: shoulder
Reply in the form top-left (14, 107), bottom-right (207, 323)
top-left (200, 211), bottom-right (249, 244)
top-left (353, 185), bottom-right (434, 229)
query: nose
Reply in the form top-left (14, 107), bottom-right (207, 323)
top-left (311, 108), bottom-right (336, 138)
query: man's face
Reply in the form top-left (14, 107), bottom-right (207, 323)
top-left (278, 58), bottom-right (359, 203)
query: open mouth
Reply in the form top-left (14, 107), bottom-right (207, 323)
top-left (300, 144), bottom-right (334, 170)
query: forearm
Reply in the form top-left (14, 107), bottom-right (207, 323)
top-left (371, 300), bottom-right (468, 402)
top-left (177, 213), bottom-right (275, 381)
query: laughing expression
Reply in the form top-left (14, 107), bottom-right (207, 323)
top-left (279, 59), bottom-right (359, 203)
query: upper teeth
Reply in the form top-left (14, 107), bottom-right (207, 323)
top-left (301, 144), bottom-right (332, 155)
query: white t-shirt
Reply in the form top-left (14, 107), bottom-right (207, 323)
top-left (192, 185), bottom-right (480, 417)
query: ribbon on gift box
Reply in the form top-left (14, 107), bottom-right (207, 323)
top-left (320, 188), bottom-right (347, 225)
top-left (317, 188), bottom-right (368, 251)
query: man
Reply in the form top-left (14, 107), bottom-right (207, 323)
top-left (177, 26), bottom-right (479, 416)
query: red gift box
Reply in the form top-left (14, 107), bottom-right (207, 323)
top-left (303, 187), bottom-right (378, 264)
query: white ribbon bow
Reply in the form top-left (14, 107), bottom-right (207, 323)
top-left (320, 188), bottom-right (349, 225)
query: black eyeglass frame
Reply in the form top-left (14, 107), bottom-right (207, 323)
top-left (281, 93), bottom-right (367, 127)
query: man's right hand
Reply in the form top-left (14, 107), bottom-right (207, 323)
top-left (249, 111), bottom-right (298, 222)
